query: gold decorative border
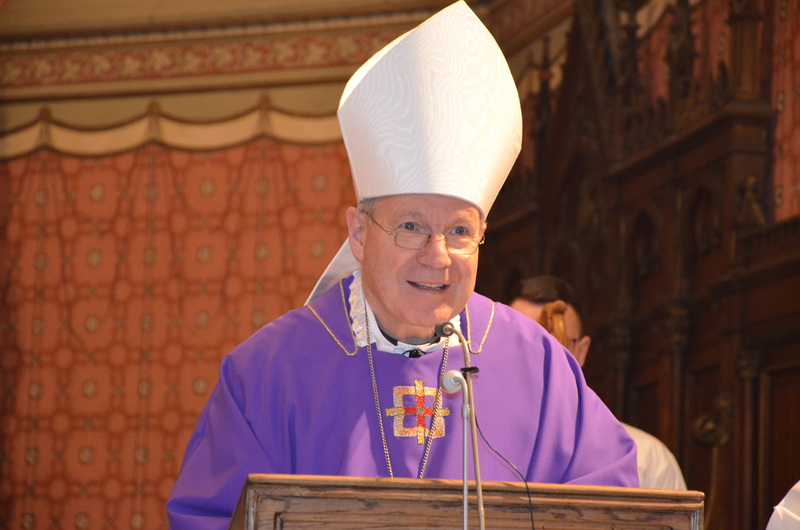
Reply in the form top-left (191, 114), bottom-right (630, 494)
top-left (0, 10), bottom-right (433, 100)
top-left (0, 1), bottom-right (573, 101)
top-left (0, 30), bottom-right (400, 100)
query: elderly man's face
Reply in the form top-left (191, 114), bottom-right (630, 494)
top-left (347, 194), bottom-right (485, 344)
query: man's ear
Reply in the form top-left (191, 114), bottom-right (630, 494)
top-left (346, 207), bottom-right (366, 263)
top-left (573, 335), bottom-right (591, 367)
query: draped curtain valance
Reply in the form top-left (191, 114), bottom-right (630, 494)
top-left (0, 100), bottom-right (343, 160)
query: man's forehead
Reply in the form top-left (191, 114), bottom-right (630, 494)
top-left (373, 193), bottom-right (483, 218)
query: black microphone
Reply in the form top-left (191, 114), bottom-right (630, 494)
top-left (434, 321), bottom-right (455, 339)
top-left (435, 322), bottom-right (478, 378)
top-left (434, 322), bottom-right (471, 354)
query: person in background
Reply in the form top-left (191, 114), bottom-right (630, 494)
top-left (511, 275), bottom-right (688, 490)
top-left (766, 480), bottom-right (800, 530)
top-left (167, 3), bottom-right (638, 528)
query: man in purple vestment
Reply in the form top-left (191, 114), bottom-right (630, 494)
top-left (167, 2), bottom-right (638, 528)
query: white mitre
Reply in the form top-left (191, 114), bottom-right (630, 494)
top-left (306, 0), bottom-right (522, 303)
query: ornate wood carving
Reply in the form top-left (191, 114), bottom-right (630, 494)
top-left (688, 186), bottom-right (722, 261)
top-left (659, 300), bottom-right (689, 359)
top-left (736, 348), bottom-right (761, 380)
top-left (477, 0), bottom-right (796, 527)
top-left (693, 391), bottom-right (732, 448)
top-left (728, 0), bottom-right (764, 100)
top-left (666, 0), bottom-right (698, 103)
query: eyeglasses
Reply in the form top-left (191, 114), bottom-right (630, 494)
top-left (363, 211), bottom-right (484, 255)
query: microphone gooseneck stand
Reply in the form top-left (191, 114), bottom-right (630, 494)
top-left (441, 369), bottom-right (469, 529)
top-left (435, 322), bottom-right (485, 530)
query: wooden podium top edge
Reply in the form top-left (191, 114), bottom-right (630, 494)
top-left (243, 473), bottom-right (705, 503)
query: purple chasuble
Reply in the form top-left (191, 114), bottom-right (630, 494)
top-left (167, 276), bottom-right (638, 529)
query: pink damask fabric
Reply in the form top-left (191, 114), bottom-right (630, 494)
top-left (0, 139), bottom-right (354, 528)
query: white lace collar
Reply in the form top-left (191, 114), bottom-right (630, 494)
top-left (348, 270), bottom-right (461, 355)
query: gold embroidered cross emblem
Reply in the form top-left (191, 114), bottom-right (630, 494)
top-left (386, 379), bottom-right (450, 444)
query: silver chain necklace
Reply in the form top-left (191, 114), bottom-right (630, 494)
top-left (364, 298), bottom-right (450, 479)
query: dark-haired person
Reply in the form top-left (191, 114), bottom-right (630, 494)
top-left (512, 275), bottom-right (687, 490)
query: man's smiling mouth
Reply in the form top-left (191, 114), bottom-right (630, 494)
top-left (409, 281), bottom-right (447, 291)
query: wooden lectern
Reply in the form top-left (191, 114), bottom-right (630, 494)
top-left (228, 474), bottom-right (704, 529)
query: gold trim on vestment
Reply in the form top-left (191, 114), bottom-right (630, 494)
top-left (307, 280), bottom-right (358, 356)
top-left (308, 279), bottom-right (495, 356)
top-left (465, 301), bottom-right (494, 353)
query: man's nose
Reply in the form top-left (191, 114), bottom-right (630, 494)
top-left (418, 235), bottom-right (452, 267)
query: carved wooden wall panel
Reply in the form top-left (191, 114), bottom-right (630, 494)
top-left (759, 356), bottom-right (800, 523)
top-left (477, 0), bottom-right (800, 527)
top-left (686, 366), bottom-right (732, 528)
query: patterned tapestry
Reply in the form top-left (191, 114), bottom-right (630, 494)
top-left (0, 106), bottom-right (354, 528)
